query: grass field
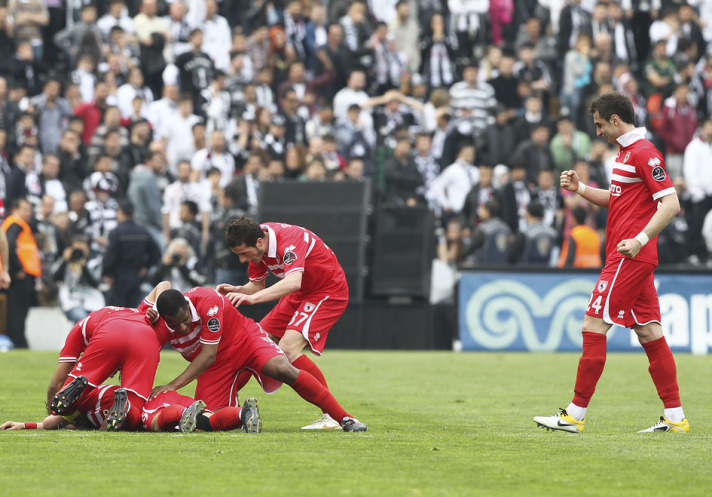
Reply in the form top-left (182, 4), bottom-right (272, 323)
top-left (0, 349), bottom-right (710, 497)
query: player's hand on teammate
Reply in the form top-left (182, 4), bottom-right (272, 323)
top-left (216, 283), bottom-right (241, 295)
top-left (150, 384), bottom-right (176, 400)
top-left (145, 307), bottom-right (159, 325)
top-left (1, 421), bottom-right (24, 430)
top-left (617, 238), bottom-right (643, 258)
top-left (560, 170), bottom-right (580, 193)
top-left (225, 292), bottom-right (256, 307)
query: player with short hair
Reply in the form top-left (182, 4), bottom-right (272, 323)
top-left (534, 91), bottom-right (689, 433)
top-left (149, 286), bottom-right (366, 432)
top-left (217, 216), bottom-right (351, 429)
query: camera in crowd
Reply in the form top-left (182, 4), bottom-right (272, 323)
top-left (71, 248), bottom-right (86, 262)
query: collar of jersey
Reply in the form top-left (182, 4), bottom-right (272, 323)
top-left (265, 225), bottom-right (277, 258)
top-left (616, 127), bottom-right (647, 148)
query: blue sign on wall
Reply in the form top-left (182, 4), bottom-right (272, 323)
top-left (458, 271), bottom-right (712, 353)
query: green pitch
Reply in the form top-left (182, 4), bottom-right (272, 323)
top-left (1, 350), bottom-right (710, 496)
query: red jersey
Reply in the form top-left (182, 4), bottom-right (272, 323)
top-left (248, 223), bottom-right (349, 299)
top-left (153, 287), bottom-right (263, 361)
top-left (607, 128), bottom-right (676, 266)
top-left (58, 304), bottom-right (171, 363)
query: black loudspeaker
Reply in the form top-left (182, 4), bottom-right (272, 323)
top-left (370, 205), bottom-right (434, 298)
top-left (257, 181), bottom-right (371, 303)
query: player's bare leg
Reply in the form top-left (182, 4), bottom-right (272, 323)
top-left (279, 329), bottom-right (339, 430)
top-left (262, 355), bottom-right (366, 432)
top-left (634, 322), bottom-right (689, 433)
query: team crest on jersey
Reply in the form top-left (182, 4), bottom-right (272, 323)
top-left (647, 157), bottom-right (661, 167)
top-left (623, 152), bottom-right (630, 163)
top-left (207, 305), bottom-right (219, 317)
top-left (304, 303), bottom-right (315, 312)
top-left (652, 166), bottom-right (666, 181)
top-left (598, 281), bottom-right (608, 293)
top-left (207, 317), bottom-right (221, 332)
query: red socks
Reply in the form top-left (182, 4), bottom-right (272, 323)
top-left (642, 336), bottom-right (681, 408)
top-left (156, 404), bottom-right (184, 431)
top-left (292, 355), bottom-right (328, 388)
top-left (291, 370), bottom-right (349, 422)
top-left (572, 332), bottom-right (607, 408)
top-left (209, 407), bottom-right (242, 431)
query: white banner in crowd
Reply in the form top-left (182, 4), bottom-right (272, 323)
top-left (459, 272), bottom-right (712, 354)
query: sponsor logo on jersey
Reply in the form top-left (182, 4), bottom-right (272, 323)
top-left (647, 157), bottom-right (661, 167)
top-left (651, 166), bottom-right (666, 181)
top-left (598, 280), bottom-right (608, 293)
top-left (207, 317), bottom-right (221, 332)
top-left (284, 251), bottom-right (297, 265)
top-left (623, 152), bottom-right (630, 163)
top-left (207, 305), bottom-right (219, 317)
top-left (314, 332), bottom-right (321, 342)
top-left (609, 184), bottom-right (622, 196)
top-left (618, 310), bottom-right (625, 319)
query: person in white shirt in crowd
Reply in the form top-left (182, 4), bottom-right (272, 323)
top-left (148, 83), bottom-right (179, 137)
top-left (388, 0), bottom-right (420, 72)
top-left (429, 142), bottom-right (480, 220)
top-left (39, 153), bottom-right (67, 213)
top-left (683, 119), bottom-right (712, 262)
top-left (201, 70), bottom-right (231, 134)
top-left (84, 170), bottom-right (120, 256)
top-left (133, 0), bottom-right (170, 50)
top-left (97, 0), bottom-right (135, 38)
top-left (116, 67), bottom-right (153, 119)
top-left (163, 159), bottom-right (211, 249)
top-left (190, 0), bottom-right (231, 72)
top-left (161, 93), bottom-right (201, 175)
top-left (191, 130), bottom-right (235, 188)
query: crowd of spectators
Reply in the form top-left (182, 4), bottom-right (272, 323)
top-left (1, 0), bottom-right (712, 323)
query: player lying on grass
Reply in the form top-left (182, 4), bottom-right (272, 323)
top-left (3, 386), bottom-right (261, 433)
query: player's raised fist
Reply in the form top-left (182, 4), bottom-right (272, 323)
top-left (560, 170), bottom-right (579, 192)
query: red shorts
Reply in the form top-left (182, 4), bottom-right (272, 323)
top-left (66, 319), bottom-right (161, 404)
top-left (260, 294), bottom-right (348, 356)
top-left (74, 384), bottom-right (118, 429)
top-left (141, 391), bottom-right (206, 431)
top-left (195, 324), bottom-right (285, 410)
top-left (585, 258), bottom-right (661, 329)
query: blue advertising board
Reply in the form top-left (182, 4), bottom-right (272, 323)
top-left (458, 271), bottom-right (712, 353)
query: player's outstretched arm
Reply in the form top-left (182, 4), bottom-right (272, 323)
top-left (2, 415), bottom-right (68, 430)
top-left (229, 272), bottom-right (302, 307)
top-left (216, 280), bottom-right (264, 296)
top-left (560, 170), bottom-right (610, 209)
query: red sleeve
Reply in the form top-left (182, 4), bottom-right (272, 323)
top-left (58, 317), bottom-right (89, 363)
top-left (195, 290), bottom-right (226, 346)
top-left (636, 146), bottom-right (675, 200)
top-left (281, 232), bottom-right (310, 277)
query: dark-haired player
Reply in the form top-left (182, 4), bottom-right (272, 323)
top-left (534, 92), bottom-right (689, 433)
top-left (217, 215), bottom-right (350, 430)
top-left (149, 285), bottom-right (366, 432)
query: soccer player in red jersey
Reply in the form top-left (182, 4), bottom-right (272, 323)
top-left (217, 216), bottom-right (350, 429)
top-left (47, 284), bottom-right (173, 432)
top-left (149, 286), bottom-right (366, 431)
top-left (534, 92), bottom-right (689, 433)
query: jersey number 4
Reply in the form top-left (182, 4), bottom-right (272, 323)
top-left (587, 295), bottom-right (603, 314)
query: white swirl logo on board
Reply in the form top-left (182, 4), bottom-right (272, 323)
top-left (464, 279), bottom-right (594, 351)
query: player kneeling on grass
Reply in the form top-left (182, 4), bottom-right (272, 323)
top-left (150, 287), bottom-right (366, 432)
